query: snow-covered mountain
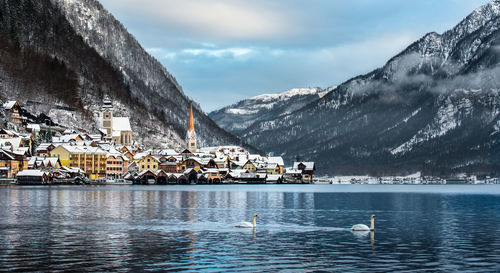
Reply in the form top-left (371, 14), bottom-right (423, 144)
top-left (209, 87), bottom-right (332, 135)
top-left (214, 0), bottom-right (500, 176)
top-left (0, 0), bottom-right (242, 149)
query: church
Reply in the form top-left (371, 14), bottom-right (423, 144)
top-left (186, 101), bottom-right (197, 153)
top-left (101, 96), bottom-right (133, 146)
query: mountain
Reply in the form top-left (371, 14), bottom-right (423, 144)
top-left (209, 87), bottom-right (332, 136)
top-left (0, 0), bottom-right (242, 149)
top-left (215, 0), bottom-right (500, 176)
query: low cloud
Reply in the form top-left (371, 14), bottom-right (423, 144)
top-left (182, 48), bottom-right (253, 58)
top-left (100, 0), bottom-right (297, 41)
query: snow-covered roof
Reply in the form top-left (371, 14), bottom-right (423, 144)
top-left (138, 170), bottom-right (155, 177)
top-left (35, 143), bottom-right (52, 151)
top-left (128, 161), bottom-right (138, 168)
top-left (0, 149), bottom-right (14, 160)
top-left (247, 154), bottom-right (262, 161)
top-left (53, 134), bottom-right (81, 143)
top-left (26, 124), bottom-right (41, 132)
top-left (0, 129), bottom-right (18, 137)
top-left (53, 144), bottom-right (107, 155)
top-left (262, 163), bottom-right (278, 169)
top-left (285, 168), bottom-right (302, 174)
top-left (29, 157), bottom-right (60, 168)
top-left (155, 169), bottom-right (167, 176)
top-left (133, 151), bottom-right (150, 160)
top-left (267, 174), bottom-right (283, 181)
top-left (293, 162), bottom-right (315, 171)
top-left (160, 161), bottom-right (177, 166)
top-left (17, 170), bottom-right (47, 177)
top-left (0, 138), bottom-right (22, 148)
top-left (12, 147), bottom-right (29, 156)
top-left (3, 101), bottom-right (18, 110)
top-left (159, 149), bottom-right (178, 156)
top-left (61, 166), bottom-right (83, 173)
top-left (267, 156), bottom-right (284, 166)
top-left (88, 134), bottom-right (102, 141)
top-left (112, 117), bottom-right (132, 131)
top-left (240, 173), bottom-right (266, 179)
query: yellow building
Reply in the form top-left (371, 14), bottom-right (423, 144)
top-left (50, 145), bottom-right (107, 179)
top-left (138, 155), bottom-right (160, 172)
top-left (0, 149), bottom-right (29, 178)
top-left (267, 157), bottom-right (284, 174)
top-left (243, 160), bottom-right (257, 173)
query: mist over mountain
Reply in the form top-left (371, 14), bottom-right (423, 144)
top-left (212, 0), bottom-right (500, 176)
top-left (0, 0), bottom-right (242, 149)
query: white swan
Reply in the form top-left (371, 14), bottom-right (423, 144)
top-left (235, 214), bottom-right (258, 228)
top-left (351, 215), bottom-right (375, 231)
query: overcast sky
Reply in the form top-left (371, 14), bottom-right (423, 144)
top-left (98, 0), bottom-right (490, 112)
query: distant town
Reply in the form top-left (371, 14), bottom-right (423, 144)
top-left (0, 97), bottom-right (316, 185)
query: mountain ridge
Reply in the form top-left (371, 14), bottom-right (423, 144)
top-left (209, 87), bottom-right (333, 135)
top-left (212, 0), bottom-right (500, 176)
top-left (0, 0), bottom-right (247, 150)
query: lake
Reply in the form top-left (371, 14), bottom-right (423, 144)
top-left (0, 184), bottom-right (499, 272)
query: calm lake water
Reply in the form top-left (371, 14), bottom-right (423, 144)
top-left (0, 184), bottom-right (499, 272)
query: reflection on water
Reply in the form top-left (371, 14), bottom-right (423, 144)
top-left (0, 185), bottom-right (499, 271)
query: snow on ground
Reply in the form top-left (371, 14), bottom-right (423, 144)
top-left (250, 88), bottom-right (322, 102)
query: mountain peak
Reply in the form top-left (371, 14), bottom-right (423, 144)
top-left (210, 1), bottom-right (500, 176)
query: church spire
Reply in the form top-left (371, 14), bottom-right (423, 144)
top-left (188, 101), bottom-right (195, 132)
top-left (186, 100), bottom-right (197, 152)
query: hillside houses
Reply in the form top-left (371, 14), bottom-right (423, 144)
top-left (3, 101), bottom-right (24, 129)
top-left (0, 99), bottom-right (315, 184)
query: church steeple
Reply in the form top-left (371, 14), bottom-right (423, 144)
top-left (186, 101), bottom-right (197, 152)
top-left (102, 95), bottom-right (113, 138)
top-left (188, 101), bottom-right (195, 132)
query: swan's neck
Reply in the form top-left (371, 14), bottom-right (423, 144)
top-left (370, 218), bottom-right (375, 231)
top-left (253, 216), bottom-right (257, 227)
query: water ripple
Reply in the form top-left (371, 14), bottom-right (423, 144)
top-left (0, 185), bottom-right (499, 271)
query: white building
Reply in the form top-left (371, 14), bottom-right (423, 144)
top-left (101, 96), bottom-right (133, 146)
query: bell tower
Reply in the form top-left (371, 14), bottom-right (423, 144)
top-left (186, 101), bottom-right (197, 152)
top-left (102, 95), bottom-right (113, 137)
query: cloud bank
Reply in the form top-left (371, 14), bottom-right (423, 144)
top-left (98, 0), bottom-right (490, 111)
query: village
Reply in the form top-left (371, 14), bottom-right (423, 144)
top-left (0, 97), bottom-right (315, 185)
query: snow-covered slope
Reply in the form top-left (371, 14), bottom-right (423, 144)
top-left (225, 0), bottom-right (500, 176)
top-left (0, 0), bottom-right (243, 149)
top-left (209, 87), bottom-right (333, 134)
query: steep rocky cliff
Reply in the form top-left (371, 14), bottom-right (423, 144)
top-left (0, 0), bottom-right (241, 149)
